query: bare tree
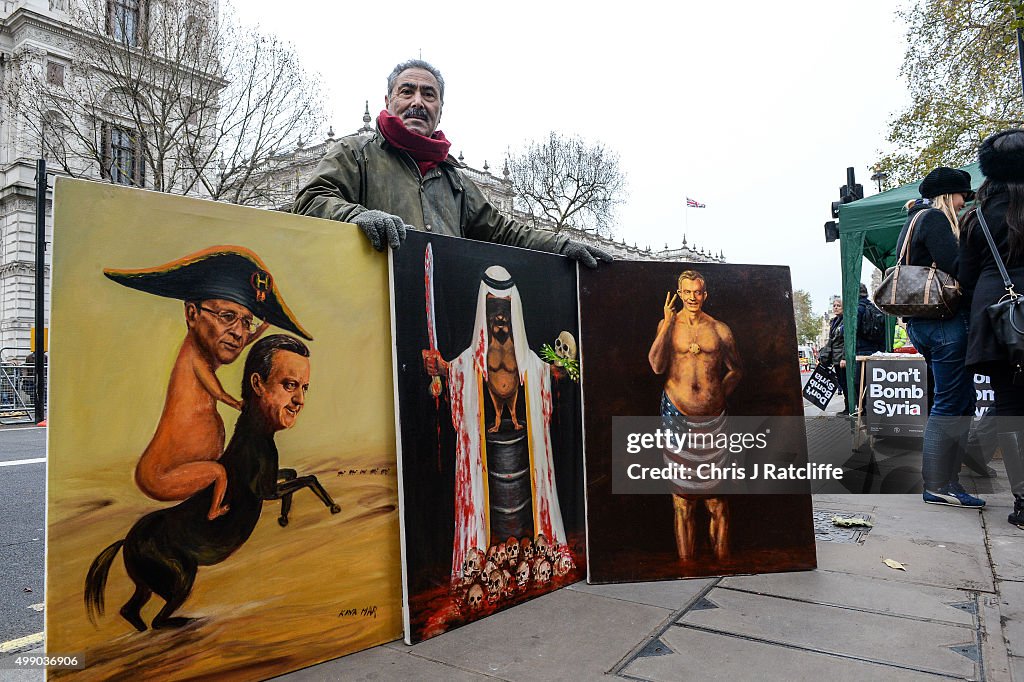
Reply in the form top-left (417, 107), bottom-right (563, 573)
top-left (2, 0), bottom-right (324, 206)
top-left (505, 132), bottom-right (626, 236)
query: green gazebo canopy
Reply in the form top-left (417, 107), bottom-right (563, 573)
top-left (831, 162), bottom-right (983, 410)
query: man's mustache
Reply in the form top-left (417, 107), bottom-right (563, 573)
top-left (404, 106), bottom-right (429, 121)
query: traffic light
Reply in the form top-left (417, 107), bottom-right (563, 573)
top-left (824, 221), bottom-right (839, 242)
top-left (839, 183), bottom-right (864, 204)
top-left (825, 167), bottom-right (863, 241)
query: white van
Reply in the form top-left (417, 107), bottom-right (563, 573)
top-left (797, 345), bottom-right (816, 371)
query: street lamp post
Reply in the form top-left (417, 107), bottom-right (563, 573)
top-left (34, 159), bottom-right (46, 424)
top-left (870, 171), bottom-right (888, 194)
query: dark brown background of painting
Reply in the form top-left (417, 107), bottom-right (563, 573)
top-left (579, 261), bottom-right (817, 583)
top-left (392, 231), bottom-right (586, 637)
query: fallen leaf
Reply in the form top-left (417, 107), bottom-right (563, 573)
top-left (22, 587), bottom-right (32, 592)
top-left (832, 515), bottom-right (873, 528)
top-left (882, 559), bottom-right (907, 571)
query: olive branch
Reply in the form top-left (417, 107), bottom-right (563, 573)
top-left (539, 344), bottom-right (580, 382)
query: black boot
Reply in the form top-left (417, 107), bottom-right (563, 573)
top-left (996, 431), bottom-right (1024, 529)
top-left (1010, 497), bottom-right (1024, 530)
top-left (964, 415), bottom-right (999, 477)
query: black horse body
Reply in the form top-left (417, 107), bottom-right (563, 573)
top-left (86, 409), bottom-right (278, 630)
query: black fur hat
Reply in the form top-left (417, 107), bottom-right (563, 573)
top-left (978, 129), bottom-right (1024, 183)
top-left (919, 167), bottom-right (974, 200)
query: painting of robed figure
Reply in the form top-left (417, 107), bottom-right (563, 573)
top-left (390, 231), bottom-right (586, 644)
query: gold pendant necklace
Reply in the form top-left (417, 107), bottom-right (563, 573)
top-left (686, 316), bottom-right (702, 354)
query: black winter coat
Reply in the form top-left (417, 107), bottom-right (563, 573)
top-left (959, 190), bottom-right (1024, 368)
top-left (894, 206), bottom-right (960, 306)
top-left (855, 297), bottom-right (885, 355)
top-left (818, 315), bottom-right (844, 367)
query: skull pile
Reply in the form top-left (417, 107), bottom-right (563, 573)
top-left (453, 535), bottom-right (578, 613)
top-left (467, 583), bottom-right (485, 610)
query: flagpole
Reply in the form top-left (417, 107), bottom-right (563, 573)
top-left (684, 194), bottom-right (689, 238)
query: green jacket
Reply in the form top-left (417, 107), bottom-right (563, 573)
top-left (293, 131), bottom-right (568, 254)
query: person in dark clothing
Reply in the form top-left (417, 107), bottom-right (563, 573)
top-left (850, 283), bottom-right (885, 414)
top-left (895, 166), bottom-right (982, 507)
top-left (959, 129), bottom-right (1024, 529)
top-left (818, 297), bottom-right (847, 413)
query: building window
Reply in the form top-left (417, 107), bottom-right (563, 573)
top-left (42, 112), bottom-right (65, 162)
top-left (102, 124), bottom-right (145, 187)
top-left (107, 0), bottom-right (144, 45)
top-left (181, 98), bottom-right (199, 127)
top-left (46, 62), bottom-right (64, 87)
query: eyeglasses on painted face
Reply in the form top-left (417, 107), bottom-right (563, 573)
top-left (199, 305), bottom-right (260, 333)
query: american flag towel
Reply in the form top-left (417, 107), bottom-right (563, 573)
top-left (686, 197), bottom-right (706, 208)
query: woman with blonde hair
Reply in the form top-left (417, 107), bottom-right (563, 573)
top-left (896, 167), bottom-right (982, 507)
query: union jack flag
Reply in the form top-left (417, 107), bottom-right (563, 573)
top-left (686, 197), bottom-right (706, 208)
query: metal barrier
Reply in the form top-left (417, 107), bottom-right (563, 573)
top-left (0, 347), bottom-right (43, 424)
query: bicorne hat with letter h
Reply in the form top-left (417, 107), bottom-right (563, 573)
top-left (103, 245), bottom-right (313, 340)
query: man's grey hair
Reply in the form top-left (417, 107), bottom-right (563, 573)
top-left (677, 269), bottom-right (706, 291)
top-left (387, 59), bottom-right (445, 101)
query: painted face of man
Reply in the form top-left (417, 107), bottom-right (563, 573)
top-left (677, 279), bottom-right (707, 314)
top-left (186, 298), bottom-right (255, 365)
top-left (486, 295), bottom-right (513, 345)
top-left (385, 67), bottom-right (443, 137)
top-left (252, 350), bottom-right (310, 432)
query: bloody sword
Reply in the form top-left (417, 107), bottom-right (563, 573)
top-left (425, 243), bottom-right (443, 398)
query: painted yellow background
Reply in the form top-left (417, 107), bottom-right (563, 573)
top-left (46, 179), bottom-right (402, 679)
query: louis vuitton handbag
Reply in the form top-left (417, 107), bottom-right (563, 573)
top-left (873, 209), bottom-right (961, 319)
top-left (975, 208), bottom-right (1024, 383)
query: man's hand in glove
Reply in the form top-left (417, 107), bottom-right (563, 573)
top-left (352, 210), bottom-right (410, 251)
top-left (560, 241), bottom-right (614, 269)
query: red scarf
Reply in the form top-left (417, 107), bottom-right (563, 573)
top-left (378, 109), bottom-right (452, 176)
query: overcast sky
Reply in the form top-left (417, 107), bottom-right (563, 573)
top-left (233, 1), bottom-right (912, 315)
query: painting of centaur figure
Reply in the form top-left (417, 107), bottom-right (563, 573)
top-left (46, 179), bottom-right (403, 680)
top-left (87, 248), bottom-right (339, 631)
top-left (580, 261), bottom-right (816, 583)
top-left (391, 231), bottom-right (585, 643)
top-left (104, 248), bottom-right (305, 520)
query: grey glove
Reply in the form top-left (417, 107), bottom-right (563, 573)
top-left (560, 240), bottom-right (614, 269)
top-left (352, 210), bottom-right (409, 251)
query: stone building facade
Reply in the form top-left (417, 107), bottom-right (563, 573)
top-left (0, 0), bottom-right (218, 352)
top-left (0, 0), bottom-right (68, 353)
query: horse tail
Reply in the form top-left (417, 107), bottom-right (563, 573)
top-left (84, 539), bottom-right (124, 625)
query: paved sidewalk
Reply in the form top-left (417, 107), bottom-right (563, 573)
top-left (278, 466), bottom-right (1022, 681)
top-left (4, 404), bottom-right (1020, 681)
